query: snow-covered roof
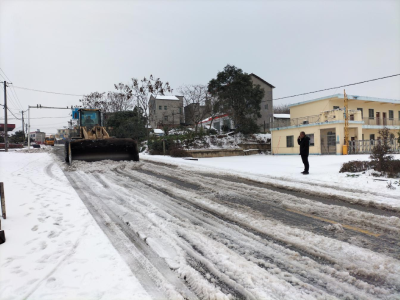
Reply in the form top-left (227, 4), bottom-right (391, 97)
top-left (155, 95), bottom-right (179, 100)
top-left (153, 129), bottom-right (164, 134)
top-left (273, 114), bottom-right (290, 119)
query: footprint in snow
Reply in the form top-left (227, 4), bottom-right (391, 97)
top-left (31, 225), bottom-right (39, 231)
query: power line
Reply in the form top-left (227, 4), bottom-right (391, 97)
top-left (7, 107), bottom-right (21, 120)
top-left (0, 68), bottom-right (23, 109)
top-left (0, 116), bottom-right (70, 120)
top-left (273, 73), bottom-right (400, 101)
top-left (12, 85), bottom-right (84, 97)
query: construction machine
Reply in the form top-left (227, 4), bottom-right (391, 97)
top-left (65, 108), bottom-right (139, 164)
top-left (45, 136), bottom-right (55, 146)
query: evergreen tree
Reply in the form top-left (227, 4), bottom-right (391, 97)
top-left (208, 65), bottom-right (264, 134)
top-left (106, 106), bottom-right (147, 141)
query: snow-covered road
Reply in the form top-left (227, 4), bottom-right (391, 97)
top-left (53, 147), bottom-right (400, 299)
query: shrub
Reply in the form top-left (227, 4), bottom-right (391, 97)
top-left (370, 128), bottom-right (394, 172)
top-left (339, 160), bottom-right (371, 173)
top-left (387, 160), bottom-right (400, 178)
top-left (170, 148), bottom-right (191, 157)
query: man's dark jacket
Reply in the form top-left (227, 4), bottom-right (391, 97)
top-left (298, 136), bottom-right (310, 156)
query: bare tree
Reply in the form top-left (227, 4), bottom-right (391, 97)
top-left (79, 92), bottom-right (108, 111)
top-left (206, 93), bottom-right (222, 131)
top-left (274, 104), bottom-right (290, 114)
top-left (179, 84), bottom-right (210, 132)
top-left (130, 75), bottom-right (173, 133)
top-left (107, 83), bottom-right (133, 112)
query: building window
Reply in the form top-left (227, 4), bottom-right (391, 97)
top-left (265, 104), bottom-right (268, 110)
top-left (368, 109), bottom-right (374, 119)
top-left (333, 106), bottom-right (340, 110)
top-left (399, 111), bottom-right (400, 120)
top-left (159, 106), bottom-right (162, 110)
top-left (179, 107), bottom-right (182, 114)
top-left (286, 136), bottom-right (294, 147)
top-left (306, 133), bottom-right (315, 146)
top-left (389, 110), bottom-right (394, 119)
top-left (164, 106), bottom-right (167, 110)
top-left (164, 116), bottom-right (168, 121)
top-left (357, 108), bottom-right (363, 118)
top-left (370, 134), bottom-right (375, 140)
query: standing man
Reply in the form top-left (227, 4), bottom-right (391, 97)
top-left (298, 131), bottom-right (310, 175)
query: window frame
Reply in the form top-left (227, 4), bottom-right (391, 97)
top-left (389, 110), bottom-right (394, 120)
top-left (158, 106), bottom-right (162, 110)
top-left (164, 116), bottom-right (168, 121)
top-left (164, 106), bottom-right (167, 110)
top-left (286, 135), bottom-right (294, 148)
top-left (333, 106), bottom-right (339, 110)
top-left (370, 134), bottom-right (375, 140)
top-left (368, 109), bottom-right (374, 119)
top-left (306, 133), bottom-right (315, 146)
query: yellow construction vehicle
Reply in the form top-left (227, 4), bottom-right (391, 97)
top-left (45, 137), bottom-right (55, 146)
top-left (65, 108), bottom-right (139, 164)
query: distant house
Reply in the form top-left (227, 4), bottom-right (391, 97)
top-left (273, 114), bottom-right (291, 128)
top-left (30, 130), bottom-right (46, 144)
top-left (271, 94), bottom-right (400, 155)
top-left (249, 73), bottom-right (275, 132)
top-left (184, 102), bottom-right (210, 126)
top-left (199, 114), bottom-right (234, 132)
top-left (197, 73), bottom-right (275, 133)
top-left (56, 128), bottom-right (71, 139)
top-left (148, 95), bottom-right (184, 129)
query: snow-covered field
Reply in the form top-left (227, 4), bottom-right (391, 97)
top-left (141, 153), bottom-right (400, 210)
top-left (0, 152), bottom-right (151, 300)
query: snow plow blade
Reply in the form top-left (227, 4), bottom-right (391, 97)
top-left (69, 138), bottom-right (139, 163)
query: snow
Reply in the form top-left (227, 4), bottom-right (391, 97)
top-left (141, 153), bottom-right (400, 210)
top-left (153, 129), bottom-right (164, 134)
top-left (273, 114), bottom-right (290, 119)
top-left (155, 95), bottom-right (179, 100)
top-left (68, 159), bottom-right (400, 299)
top-left (0, 151), bottom-right (151, 300)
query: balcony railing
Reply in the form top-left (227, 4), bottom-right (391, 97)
top-left (272, 115), bottom-right (321, 128)
top-left (363, 117), bottom-right (400, 126)
top-left (348, 139), bottom-right (400, 154)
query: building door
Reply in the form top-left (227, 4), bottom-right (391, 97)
top-left (321, 131), bottom-right (336, 154)
top-left (383, 112), bottom-right (387, 125)
top-left (376, 112), bottom-right (380, 125)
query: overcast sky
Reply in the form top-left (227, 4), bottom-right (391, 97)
top-left (1, 0), bottom-right (399, 134)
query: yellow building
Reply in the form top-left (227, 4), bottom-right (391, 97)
top-left (271, 94), bottom-right (400, 155)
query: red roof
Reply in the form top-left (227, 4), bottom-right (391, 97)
top-left (0, 124), bottom-right (16, 131)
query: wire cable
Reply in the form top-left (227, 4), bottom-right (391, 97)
top-left (11, 85), bottom-right (84, 97)
top-left (273, 73), bottom-right (400, 101)
top-left (0, 68), bottom-right (24, 109)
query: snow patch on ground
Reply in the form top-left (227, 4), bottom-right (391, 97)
top-left (140, 154), bottom-right (400, 210)
top-left (0, 152), bottom-right (151, 300)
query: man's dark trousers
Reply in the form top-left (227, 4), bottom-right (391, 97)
top-left (301, 154), bottom-right (309, 173)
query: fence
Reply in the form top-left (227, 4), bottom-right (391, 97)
top-left (348, 139), bottom-right (400, 154)
top-left (363, 117), bottom-right (400, 127)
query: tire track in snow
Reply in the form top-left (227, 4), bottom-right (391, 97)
top-left (130, 164), bottom-right (400, 260)
top-left (111, 168), bottom-right (399, 297)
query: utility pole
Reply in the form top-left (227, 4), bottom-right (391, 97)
top-left (21, 111), bottom-right (25, 141)
top-left (28, 106), bottom-right (31, 148)
top-left (3, 81), bottom-right (8, 152)
top-left (343, 89), bottom-right (349, 155)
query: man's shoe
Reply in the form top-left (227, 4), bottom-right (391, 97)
top-left (301, 171), bottom-right (306, 174)
top-left (302, 172), bottom-right (309, 175)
